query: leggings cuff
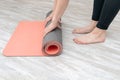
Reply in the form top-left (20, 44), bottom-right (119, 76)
top-left (92, 17), bottom-right (99, 21)
top-left (96, 23), bottom-right (108, 30)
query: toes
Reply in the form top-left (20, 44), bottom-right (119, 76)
top-left (72, 28), bottom-right (83, 34)
top-left (73, 37), bottom-right (87, 44)
top-left (45, 17), bottom-right (52, 22)
top-left (72, 29), bottom-right (78, 34)
top-left (76, 39), bottom-right (84, 44)
top-left (73, 38), bottom-right (77, 44)
top-left (73, 38), bottom-right (78, 44)
top-left (72, 30), bottom-right (75, 34)
top-left (73, 38), bottom-right (82, 44)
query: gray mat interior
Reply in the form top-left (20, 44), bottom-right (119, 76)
top-left (43, 11), bottom-right (62, 45)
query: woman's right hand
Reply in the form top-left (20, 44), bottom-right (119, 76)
top-left (43, 21), bottom-right (61, 37)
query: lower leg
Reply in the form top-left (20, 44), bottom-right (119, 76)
top-left (73, 0), bottom-right (105, 34)
top-left (73, 0), bottom-right (120, 44)
top-left (92, 0), bottom-right (105, 21)
top-left (96, 0), bottom-right (120, 30)
top-left (72, 20), bottom-right (97, 34)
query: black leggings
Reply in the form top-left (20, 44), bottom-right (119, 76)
top-left (92, 0), bottom-right (120, 30)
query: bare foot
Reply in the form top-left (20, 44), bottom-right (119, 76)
top-left (72, 20), bottom-right (98, 34)
top-left (73, 27), bottom-right (106, 44)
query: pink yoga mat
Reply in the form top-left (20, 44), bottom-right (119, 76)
top-left (3, 20), bottom-right (62, 56)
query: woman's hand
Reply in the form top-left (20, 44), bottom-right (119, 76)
top-left (43, 21), bottom-right (61, 37)
top-left (45, 12), bottom-right (53, 22)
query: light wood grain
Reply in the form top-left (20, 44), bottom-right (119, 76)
top-left (0, 0), bottom-right (120, 80)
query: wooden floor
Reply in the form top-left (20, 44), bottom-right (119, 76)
top-left (0, 0), bottom-right (120, 80)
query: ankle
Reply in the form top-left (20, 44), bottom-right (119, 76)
top-left (87, 20), bottom-right (98, 29)
top-left (90, 20), bottom-right (98, 26)
top-left (91, 27), bottom-right (106, 35)
top-left (91, 20), bottom-right (98, 24)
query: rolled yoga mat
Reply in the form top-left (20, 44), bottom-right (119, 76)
top-left (3, 11), bottom-right (63, 56)
top-left (43, 11), bottom-right (62, 56)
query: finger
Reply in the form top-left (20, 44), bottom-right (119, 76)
top-left (44, 26), bottom-right (56, 35)
top-left (57, 24), bottom-right (62, 29)
top-left (45, 17), bottom-right (52, 22)
top-left (58, 20), bottom-right (62, 24)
